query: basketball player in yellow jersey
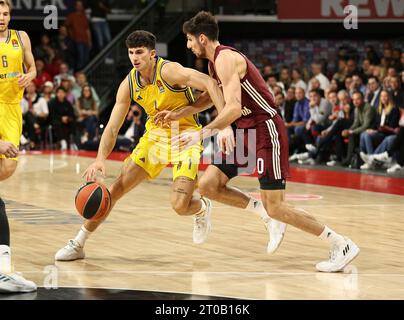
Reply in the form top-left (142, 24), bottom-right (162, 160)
top-left (0, 0), bottom-right (37, 292)
top-left (55, 30), bottom-right (225, 261)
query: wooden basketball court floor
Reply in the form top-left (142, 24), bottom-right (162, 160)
top-left (1, 151), bottom-right (404, 299)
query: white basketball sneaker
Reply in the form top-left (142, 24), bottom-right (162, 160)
top-left (55, 239), bottom-right (85, 261)
top-left (316, 238), bottom-right (360, 272)
top-left (263, 217), bottom-right (287, 254)
top-left (0, 272), bottom-right (37, 293)
top-left (193, 198), bottom-right (212, 244)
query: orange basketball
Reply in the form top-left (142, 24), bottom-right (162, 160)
top-left (75, 182), bottom-right (111, 220)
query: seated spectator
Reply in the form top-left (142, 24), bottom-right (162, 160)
top-left (42, 81), bottom-right (55, 103)
top-left (76, 85), bottom-right (99, 142)
top-left (344, 76), bottom-right (353, 95)
top-left (54, 63), bottom-right (76, 87)
top-left (349, 74), bottom-right (366, 97)
top-left (308, 61), bottom-right (330, 91)
top-left (72, 71), bottom-right (100, 108)
top-left (365, 76), bottom-right (382, 109)
top-left (115, 104), bottom-right (145, 152)
top-left (33, 58), bottom-right (52, 91)
top-left (48, 87), bottom-right (77, 150)
top-left (265, 73), bottom-right (285, 96)
top-left (389, 75), bottom-right (404, 108)
top-left (287, 87), bottom-right (310, 155)
top-left (284, 87), bottom-right (296, 123)
top-left (20, 82), bottom-right (49, 149)
top-left (307, 78), bottom-right (324, 98)
top-left (290, 68), bottom-right (307, 91)
top-left (341, 91), bottom-right (376, 167)
top-left (332, 58), bottom-right (347, 83)
top-left (279, 65), bottom-right (291, 90)
top-left (60, 77), bottom-right (76, 106)
top-left (33, 33), bottom-right (55, 65)
top-left (299, 89), bottom-right (332, 158)
top-left (262, 64), bottom-right (273, 78)
top-left (359, 90), bottom-right (400, 169)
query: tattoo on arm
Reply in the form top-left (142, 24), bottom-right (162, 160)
top-left (174, 188), bottom-right (189, 195)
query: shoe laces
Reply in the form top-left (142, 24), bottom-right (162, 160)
top-left (67, 239), bottom-right (81, 250)
top-left (328, 244), bottom-right (339, 262)
top-left (195, 214), bottom-right (206, 229)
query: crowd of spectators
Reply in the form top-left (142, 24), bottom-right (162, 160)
top-left (263, 42), bottom-right (404, 173)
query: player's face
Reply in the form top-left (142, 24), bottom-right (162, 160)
top-left (186, 34), bottom-right (206, 58)
top-left (128, 47), bottom-right (156, 72)
top-left (0, 5), bottom-right (11, 32)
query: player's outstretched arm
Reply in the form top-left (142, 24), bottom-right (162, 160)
top-left (19, 31), bottom-right (37, 88)
top-left (161, 62), bottom-right (225, 112)
top-left (83, 77), bottom-right (131, 181)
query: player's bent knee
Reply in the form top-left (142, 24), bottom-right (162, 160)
top-left (198, 179), bottom-right (220, 198)
top-left (171, 199), bottom-right (191, 216)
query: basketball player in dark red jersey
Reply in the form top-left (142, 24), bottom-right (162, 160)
top-left (157, 11), bottom-right (359, 272)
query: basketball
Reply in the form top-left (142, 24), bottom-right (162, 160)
top-left (75, 182), bottom-right (111, 220)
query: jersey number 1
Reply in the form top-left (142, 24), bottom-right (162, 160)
top-left (1, 56), bottom-right (7, 68)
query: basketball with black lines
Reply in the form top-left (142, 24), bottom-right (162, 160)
top-left (75, 182), bottom-right (111, 220)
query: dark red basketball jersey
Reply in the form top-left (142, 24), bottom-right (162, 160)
top-left (208, 45), bottom-right (278, 129)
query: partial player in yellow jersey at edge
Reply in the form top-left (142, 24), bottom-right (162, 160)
top-left (0, 0), bottom-right (38, 293)
top-left (55, 30), bottom-right (225, 262)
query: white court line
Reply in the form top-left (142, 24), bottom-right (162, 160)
top-left (18, 271), bottom-right (404, 276)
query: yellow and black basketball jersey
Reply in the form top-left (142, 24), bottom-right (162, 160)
top-left (0, 29), bottom-right (24, 104)
top-left (127, 57), bottom-right (201, 133)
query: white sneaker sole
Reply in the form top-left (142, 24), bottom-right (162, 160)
top-left (317, 244), bottom-right (360, 273)
top-left (267, 221), bottom-right (287, 254)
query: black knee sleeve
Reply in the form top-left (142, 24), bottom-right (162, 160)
top-left (0, 198), bottom-right (10, 246)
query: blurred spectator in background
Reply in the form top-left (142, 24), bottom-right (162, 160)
top-left (360, 90), bottom-right (399, 169)
top-left (308, 61), bottom-right (330, 91)
top-left (72, 71), bottom-right (100, 108)
top-left (116, 104), bottom-right (145, 151)
top-left (262, 64), bottom-right (273, 78)
top-left (77, 85), bottom-right (98, 142)
top-left (390, 75), bottom-right (404, 108)
top-left (54, 63), bottom-right (76, 87)
top-left (308, 78), bottom-right (324, 98)
top-left (87, 0), bottom-right (112, 63)
top-left (341, 91), bottom-right (376, 167)
top-left (65, 0), bottom-right (92, 71)
top-left (365, 76), bottom-right (382, 109)
top-left (60, 77), bottom-right (76, 106)
top-left (350, 74), bottom-right (366, 96)
top-left (21, 82), bottom-right (49, 149)
top-left (33, 58), bottom-right (52, 90)
top-left (332, 58), bottom-right (347, 83)
top-left (33, 33), bottom-right (55, 65)
top-left (290, 68), bottom-right (307, 91)
top-left (42, 81), bottom-right (55, 103)
top-left (48, 87), bottom-right (77, 150)
top-left (53, 25), bottom-right (75, 69)
top-left (279, 65), bottom-right (291, 90)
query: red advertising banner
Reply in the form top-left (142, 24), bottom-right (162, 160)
top-left (278, 0), bottom-right (404, 21)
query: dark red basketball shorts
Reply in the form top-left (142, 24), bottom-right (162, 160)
top-left (213, 114), bottom-right (290, 190)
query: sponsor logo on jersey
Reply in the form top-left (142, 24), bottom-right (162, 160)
top-left (12, 39), bottom-right (19, 48)
top-left (241, 106), bottom-right (252, 116)
top-left (156, 80), bottom-right (165, 93)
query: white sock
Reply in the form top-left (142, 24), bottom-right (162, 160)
top-left (319, 226), bottom-right (345, 246)
top-left (195, 198), bottom-right (207, 216)
top-left (0, 245), bottom-right (12, 274)
top-left (246, 198), bottom-right (269, 220)
top-left (74, 226), bottom-right (92, 247)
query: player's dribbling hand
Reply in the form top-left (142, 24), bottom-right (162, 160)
top-left (0, 140), bottom-right (19, 158)
top-left (153, 110), bottom-right (180, 128)
top-left (17, 73), bottom-right (34, 89)
top-left (217, 126), bottom-right (235, 155)
top-left (83, 160), bottom-right (106, 182)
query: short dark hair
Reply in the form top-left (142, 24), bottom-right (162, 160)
top-left (56, 86), bottom-right (66, 93)
top-left (367, 75), bottom-right (379, 83)
top-left (309, 89), bottom-right (322, 96)
top-left (125, 30), bottom-right (156, 50)
top-left (352, 90), bottom-right (364, 99)
top-left (183, 11), bottom-right (219, 41)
